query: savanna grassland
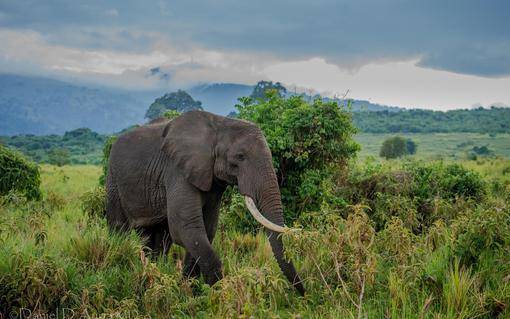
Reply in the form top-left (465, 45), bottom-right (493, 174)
top-left (1, 94), bottom-right (510, 318)
top-left (1, 158), bottom-right (510, 318)
top-left (356, 133), bottom-right (510, 159)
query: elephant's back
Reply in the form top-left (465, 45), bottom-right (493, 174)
top-left (111, 124), bottom-right (166, 165)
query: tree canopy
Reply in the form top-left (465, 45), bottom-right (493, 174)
top-left (145, 90), bottom-right (203, 120)
top-left (249, 81), bottom-right (287, 101)
top-left (236, 92), bottom-right (359, 219)
top-left (380, 136), bottom-right (417, 159)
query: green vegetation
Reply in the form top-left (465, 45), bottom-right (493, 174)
top-left (356, 132), bottom-right (510, 159)
top-left (380, 136), bottom-right (417, 159)
top-left (0, 144), bottom-right (41, 200)
top-left (236, 93), bottom-right (359, 221)
top-left (163, 109), bottom-right (182, 120)
top-left (353, 107), bottom-right (510, 133)
top-left (1, 158), bottom-right (509, 318)
top-left (0, 128), bottom-right (106, 165)
top-left (250, 80), bottom-right (287, 100)
top-left (2, 92), bottom-right (510, 318)
top-left (145, 90), bottom-right (203, 120)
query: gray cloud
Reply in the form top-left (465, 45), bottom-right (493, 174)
top-left (1, 0), bottom-right (509, 77)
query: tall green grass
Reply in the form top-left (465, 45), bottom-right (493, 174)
top-left (1, 161), bottom-right (509, 318)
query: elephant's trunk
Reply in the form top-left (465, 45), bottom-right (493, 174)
top-left (244, 166), bottom-right (305, 296)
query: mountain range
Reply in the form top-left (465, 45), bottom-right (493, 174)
top-left (0, 73), bottom-right (403, 136)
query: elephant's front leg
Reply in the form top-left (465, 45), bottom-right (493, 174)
top-left (167, 182), bottom-right (223, 286)
top-left (182, 189), bottom-right (223, 279)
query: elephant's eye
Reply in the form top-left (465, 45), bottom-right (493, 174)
top-left (235, 153), bottom-right (245, 161)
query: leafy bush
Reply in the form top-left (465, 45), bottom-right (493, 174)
top-left (452, 206), bottom-right (510, 267)
top-left (80, 186), bottom-right (106, 218)
top-left (409, 162), bottom-right (486, 202)
top-left (340, 161), bottom-right (487, 232)
top-left (236, 93), bottom-right (359, 220)
top-left (0, 144), bottom-right (41, 200)
top-left (220, 187), bottom-right (260, 234)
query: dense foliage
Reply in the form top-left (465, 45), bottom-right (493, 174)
top-left (145, 90), bottom-right (203, 120)
top-left (235, 93), bottom-right (359, 221)
top-left (379, 136), bottom-right (417, 159)
top-left (0, 128), bottom-right (106, 165)
top-left (340, 160), bottom-right (487, 232)
top-left (353, 107), bottom-right (510, 133)
top-left (0, 144), bottom-right (41, 200)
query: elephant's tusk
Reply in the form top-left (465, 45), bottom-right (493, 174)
top-left (244, 196), bottom-right (289, 233)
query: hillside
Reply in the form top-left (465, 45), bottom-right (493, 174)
top-left (0, 75), bottom-right (406, 136)
top-left (0, 74), bottom-right (149, 135)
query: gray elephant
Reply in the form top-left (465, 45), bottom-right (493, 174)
top-left (106, 110), bottom-right (305, 295)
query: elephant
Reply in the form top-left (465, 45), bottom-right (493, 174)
top-left (105, 110), bottom-right (305, 295)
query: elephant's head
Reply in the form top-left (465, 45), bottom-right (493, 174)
top-left (162, 111), bottom-right (305, 295)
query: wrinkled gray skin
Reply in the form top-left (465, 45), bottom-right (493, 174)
top-left (106, 111), bottom-right (305, 295)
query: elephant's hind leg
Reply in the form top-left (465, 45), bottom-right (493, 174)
top-left (106, 180), bottom-right (129, 231)
top-left (141, 222), bottom-right (173, 257)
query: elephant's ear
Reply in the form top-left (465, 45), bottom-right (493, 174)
top-left (161, 111), bottom-right (216, 192)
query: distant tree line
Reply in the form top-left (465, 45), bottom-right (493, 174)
top-left (353, 107), bottom-right (510, 133)
top-left (0, 128), bottom-right (106, 165)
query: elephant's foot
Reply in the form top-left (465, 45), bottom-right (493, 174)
top-left (203, 266), bottom-right (223, 286)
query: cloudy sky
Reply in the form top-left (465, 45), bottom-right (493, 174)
top-left (1, 0), bottom-right (509, 109)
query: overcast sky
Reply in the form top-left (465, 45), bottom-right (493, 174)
top-left (1, 0), bottom-right (509, 109)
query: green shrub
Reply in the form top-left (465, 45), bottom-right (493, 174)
top-left (80, 186), bottom-right (107, 218)
top-left (409, 162), bottom-right (486, 202)
top-left (0, 144), bottom-right (42, 200)
top-left (236, 93), bottom-right (359, 221)
top-left (452, 206), bottom-right (510, 267)
top-left (220, 187), bottom-right (260, 234)
top-left (338, 161), bottom-right (487, 232)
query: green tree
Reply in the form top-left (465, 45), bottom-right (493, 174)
top-left (380, 136), bottom-right (409, 159)
top-left (47, 148), bottom-right (70, 166)
top-left (250, 81), bottom-right (287, 100)
top-left (406, 138), bottom-right (417, 155)
top-left (236, 92), bottom-right (359, 220)
top-left (145, 90), bottom-right (202, 120)
top-left (0, 144), bottom-right (41, 200)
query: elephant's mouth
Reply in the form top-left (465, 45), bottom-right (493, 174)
top-left (244, 196), bottom-right (289, 233)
